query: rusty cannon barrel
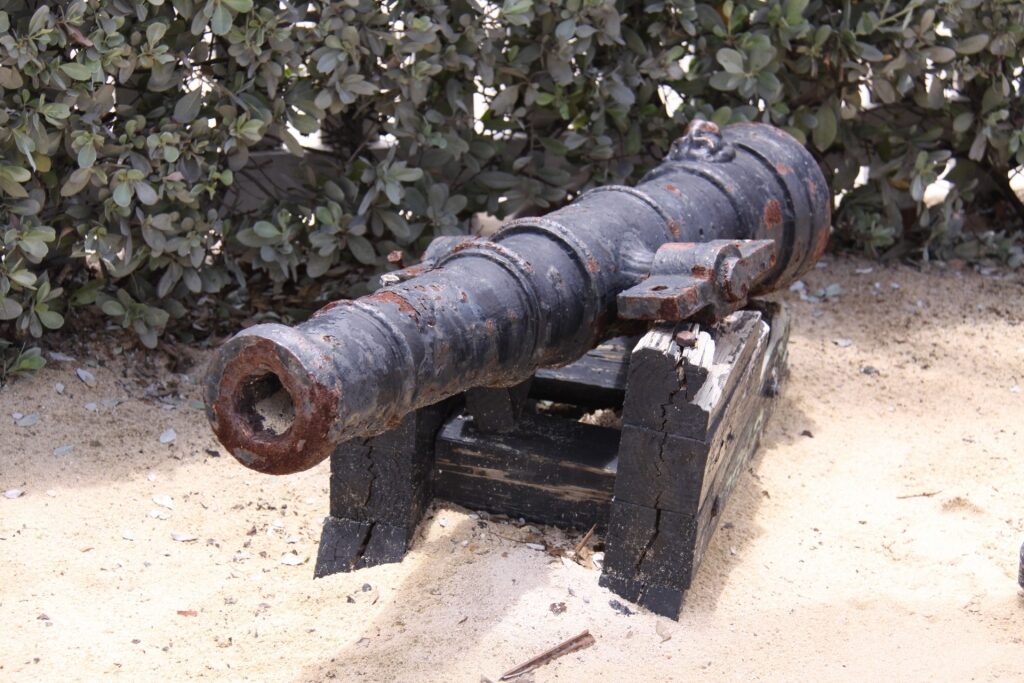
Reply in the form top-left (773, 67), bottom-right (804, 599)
top-left (204, 122), bottom-right (830, 474)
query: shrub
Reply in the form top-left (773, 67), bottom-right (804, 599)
top-left (0, 0), bottom-right (1021, 372)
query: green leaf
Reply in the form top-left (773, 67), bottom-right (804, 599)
top-left (857, 43), bottom-right (884, 62)
top-left (956, 34), bottom-right (989, 55)
top-left (347, 234), bottom-right (377, 264)
top-left (112, 182), bottom-right (133, 207)
top-left (490, 85), bottom-right (520, 116)
top-left (173, 90), bottom-right (203, 124)
top-left (100, 300), bottom-right (126, 317)
top-left (9, 270), bottom-right (37, 288)
top-left (813, 105), bottom-right (837, 151)
top-left (502, 0), bottom-right (533, 17)
top-left (708, 71), bottom-right (738, 91)
top-left (61, 168), bottom-right (92, 197)
top-left (783, 0), bottom-right (810, 24)
top-left (716, 48), bottom-right (745, 74)
top-left (210, 4), bottom-right (232, 35)
top-left (146, 22), bottom-right (168, 44)
top-left (925, 46), bottom-right (956, 64)
top-left (253, 221), bottom-right (280, 238)
top-left (60, 63), bottom-right (93, 81)
top-left (134, 181), bottom-right (158, 206)
top-left (78, 144), bottom-right (97, 169)
top-left (39, 103), bottom-right (70, 120)
top-left (221, 0), bottom-right (254, 11)
top-left (0, 297), bottom-right (22, 320)
top-left (952, 112), bottom-right (974, 134)
top-left (8, 173), bottom-right (32, 201)
top-left (37, 310), bottom-right (63, 329)
top-left (392, 166), bottom-right (423, 183)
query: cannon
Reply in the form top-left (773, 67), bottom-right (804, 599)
top-left (205, 121), bottom-right (830, 617)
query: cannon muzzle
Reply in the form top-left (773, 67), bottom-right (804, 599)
top-left (205, 122), bottom-right (830, 474)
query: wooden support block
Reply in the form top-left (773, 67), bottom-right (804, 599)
top-left (329, 401), bottom-right (452, 528)
top-left (317, 400), bottom-right (454, 577)
top-left (612, 425), bottom-right (708, 513)
top-left (620, 313), bottom-right (764, 441)
top-left (531, 336), bottom-right (638, 408)
top-left (314, 517), bottom-right (412, 577)
top-left (465, 379), bottom-right (532, 433)
top-left (598, 571), bottom-right (687, 618)
top-left (602, 499), bottom-right (698, 587)
top-left (601, 307), bottom-right (789, 618)
top-left (434, 411), bottom-right (619, 529)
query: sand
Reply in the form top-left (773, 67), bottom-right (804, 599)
top-left (1, 255), bottom-right (1022, 682)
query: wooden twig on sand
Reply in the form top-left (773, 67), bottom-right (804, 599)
top-left (573, 524), bottom-right (596, 557)
top-left (896, 490), bottom-right (941, 499)
top-left (500, 630), bottom-right (596, 680)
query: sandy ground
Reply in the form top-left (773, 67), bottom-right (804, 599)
top-left (1, 255), bottom-right (1023, 682)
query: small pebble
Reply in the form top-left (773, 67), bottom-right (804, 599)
top-left (281, 553), bottom-right (304, 566)
top-left (609, 599), bottom-right (634, 616)
top-left (159, 428), bottom-right (176, 444)
top-left (122, 530), bottom-right (136, 541)
top-left (153, 495), bottom-right (174, 509)
top-left (3, 489), bottom-right (24, 499)
top-left (55, 382), bottom-right (65, 394)
top-left (525, 542), bottom-right (545, 551)
top-left (75, 368), bottom-right (97, 387)
top-left (15, 414), bottom-right (38, 427)
top-left (84, 403), bottom-right (97, 412)
top-left (53, 445), bottom-right (74, 457)
top-left (49, 351), bottom-right (75, 362)
top-left (833, 338), bottom-right (853, 348)
top-left (171, 532), bottom-right (197, 542)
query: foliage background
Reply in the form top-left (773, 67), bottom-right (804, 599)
top-left (1, 0), bottom-right (1022, 375)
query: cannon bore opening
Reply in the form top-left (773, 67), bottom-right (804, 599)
top-left (235, 372), bottom-right (296, 437)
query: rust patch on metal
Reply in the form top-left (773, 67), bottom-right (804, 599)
top-left (586, 256), bottom-right (600, 273)
top-left (661, 242), bottom-right (696, 250)
top-left (691, 265), bottom-right (712, 279)
top-left (450, 238), bottom-right (478, 253)
top-left (775, 163), bottom-right (791, 175)
top-left (206, 337), bottom-right (340, 475)
top-left (310, 299), bottom-right (351, 318)
top-left (665, 183), bottom-right (681, 195)
top-left (762, 199), bottom-right (783, 230)
top-left (667, 219), bottom-right (681, 239)
top-left (812, 219), bottom-right (830, 261)
top-left (658, 298), bottom-right (681, 320)
top-left (368, 290), bottom-right (418, 320)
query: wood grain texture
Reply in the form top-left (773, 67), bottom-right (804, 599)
top-left (434, 412), bottom-right (619, 529)
top-left (531, 336), bottom-right (638, 408)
